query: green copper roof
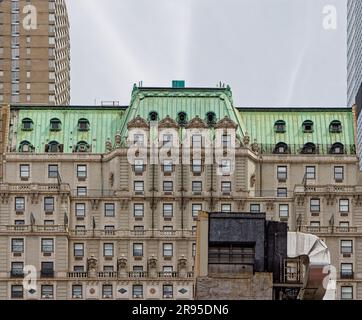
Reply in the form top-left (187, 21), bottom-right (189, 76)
top-left (238, 108), bottom-right (356, 154)
top-left (119, 86), bottom-right (245, 139)
top-left (13, 107), bottom-right (125, 153)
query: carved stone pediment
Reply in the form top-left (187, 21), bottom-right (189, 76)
top-left (215, 116), bottom-right (238, 129)
top-left (127, 115), bottom-right (149, 129)
top-left (185, 116), bottom-right (208, 129)
top-left (159, 115), bottom-right (179, 129)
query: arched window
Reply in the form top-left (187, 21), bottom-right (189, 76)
top-left (50, 118), bottom-right (61, 131)
top-left (21, 118), bottom-right (33, 131)
top-left (148, 111), bottom-right (159, 122)
top-left (274, 120), bottom-right (286, 133)
top-left (45, 141), bottom-right (63, 153)
top-left (302, 120), bottom-right (314, 133)
top-left (19, 141), bottom-right (33, 153)
top-left (78, 118), bottom-right (90, 131)
top-left (330, 142), bottom-right (344, 154)
top-left (274, 142), bottom-right (288, 154)
top-left (177, 112), bottom-right (188, 126)
top-left (301, 142), bottom-right (316, 154)
top-left (75, 141), bottom-right (90, 153)
top-left (206, 111), bottom-right (217, 126)
top-left (329, 120), bottom-right (342, 133)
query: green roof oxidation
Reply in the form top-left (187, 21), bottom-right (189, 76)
top-left (14, 107), bottom-right (125, 153)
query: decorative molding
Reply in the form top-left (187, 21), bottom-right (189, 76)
top-left (266, 201), bottom-right (274, 211)
top-left (91, 199), bottom-right (99, 210)
top-left (30, 192), bottom-right (40, 204)
top-left (185, 116), bottom-right (208, 129)
top-left (353, 194), bottom-right (362, 207)
top-left (236, 199), bottom-right (246, 210)
top-left (296, 195), bottom-right (305, 206)
top-left (127, 115), bottom-right (149, 130)
top-left (158, 115), bottom-right (179, 129)
top-left (325, 193), bottom-right (336, 206)
top-left (215, 116), bottom-right (238, 129)
top-left (1, 192), bottom-right (10, 204)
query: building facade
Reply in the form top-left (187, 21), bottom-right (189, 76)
top-left (0, 0), bottom-right (70, 105)
top-left (0, 84), bottom-right (362, 300)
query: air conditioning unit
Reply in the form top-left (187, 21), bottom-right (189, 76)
top-left (42, 294), bottom-right (53, 299)
top-left (103, 295), bottom-right (112, 299)
top-left (73, 295), bottom-right (82, 299)
top-left (163, 295), bottom-right (172, 299)
top-left (134, 294), bottom-right (142, 299)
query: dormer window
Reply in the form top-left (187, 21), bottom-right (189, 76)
top-left (302, 120), bottom-right (314, 133)
top-left (45, 141), bottom-right (63, 153)
top-left (50, 118), bottom-right (61, 131)
top-left (75, 141), bottom-right (90, 153)
top-left (330, 120), bottom-right (342, 133)
top-left (22, 118), bottom-right (33, 131)
top-left (177, 112), bottom-right (188, 126)
top-left (301, 142), bottom-right (316, 154)
top-left (78, 118), bottom-right (90, 132)
top-left (330, 142), bottom-right (344, 154)
top-left (206, 112), bottom-right (216, 126)
top-left (19, 141), bottom-right (33, 153)
top-left (148, 111), bottom-right (159, 122)
top-left (274, 142), bottom-right (288, 154)
top-left (274, 120), bottom-right (286, 133)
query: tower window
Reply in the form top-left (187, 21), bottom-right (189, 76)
top-left (19, 141), bottom-right (33, 153)
top-left (274, 142), bottom-right (288, 154)
top-left (301, 142), bottom-right (316, 154)
top-left (21, 118), bottom-right (33, 131)
top-left (329, 120), bottom-right (342, 133)
top-left (78, 119), bottom-right (90, 131)
top-left (302, 120), bottom-right (314, 133)
top-left (148, 111), bottom-right (159, 122)
top-left (50, 118), bottom-right (61, 131)
top-left (274, 120), bottom-right (286, 133)
top-left (75, 141), bottom-right (90, 153)
top-left (330, 143), bottom-right (344, 154)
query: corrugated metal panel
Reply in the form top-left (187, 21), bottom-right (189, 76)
top-left (16, 108), bottom-right (125, 153)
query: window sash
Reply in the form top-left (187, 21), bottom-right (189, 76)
top-left (42, 239), bottom-right (54, 252)
top-left (163, 204), bottom-right (173, 217)
top-left (20, 165), bottom-right (30, 177)
top-left (134, 204), bottom-right (144, 217)
top-left (163, 244), bottom-right (173, 257)
top-left (105, 204), bottom-right (115, 217)
top-left (133, 244), bottom-right (143, 256)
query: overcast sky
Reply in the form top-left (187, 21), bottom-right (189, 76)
top-left (66, 0), bottom-right (347, 107)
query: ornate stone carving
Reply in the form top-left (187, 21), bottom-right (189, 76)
top-left (127, 115), bottom-right (149, 129)
top-left (114, 131), bottom-right (121, 146)
top-left (185, 116), bottom-right (208, 129)
top-left (236, 199), bottom-right (246, 210)
top-left (250, 174), bottom-right (256, 188)
top-left (178, 255), bottom-right (187, 270)
top-left (91, 199), bottom-right (99, 210)
top-left (296, 195), bottom-right (305, 206)
top-left (325, 193), bottom-right (336, 206)
top-left (30, 192), bottom-right (40, 204)
top-left (148, 255), bottom-right (158, 270)
top-left (215, 116), bottom-right (238, 129)
top-left (87, 255), bottom-right (98, 272)
top-left (109, 172), bottom-right (114, 187)
top-left (105, 138), bottom-right (112, 152)
top-left (251, 139), bottom-right (259, 153)
top-left (353, 194), bottom-right (362, 207)
top-left (266, 201), bottom-right (274, 211)
top-left (120, 198), bottom-right (129, 210)
top-left (117, 255), bottom-right (128, 270)
top-left (60, 193), bottom-right (68, 204)
top-left (1, 193), bottom-right (10, 204)
top-left (158, 115), bottom-right (179, 129)
top-left (243, 132), bottom-right (250, 147)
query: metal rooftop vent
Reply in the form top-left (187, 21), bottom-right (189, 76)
top-left (172, 80), bottom-right (185, 88)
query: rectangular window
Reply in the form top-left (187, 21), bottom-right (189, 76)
top-left (277, 166), bottom-right (287, 181)
top-left (306, 166), bottom-right (316, 180)
top-left (163, 134), bottom-right (173, 147)
top-left (11, 239), bottom-right (24, 253)
top-left (341, 286), bottom-right (353, 300)
top-left (77, 187), bottom-right (87, 196)
top-left (339, 199), bottom-right (349, 214)
top-left (163, 160), bottom-right (173, 173)
top-left (132, 285), bottom-right (143, 298)
top-left (104, 203), bottom-right (115, 217)
top-left (77, 165), bottom-right (87, 179)
top-left (192, 159), bottom-right (202, 173)
top-left (133, 243), bottom-right (143, 257)
top-left (134, 204), bottom-right (144, 218)
top-left (192, 181), bottom-right (202, 193)
top-left (41, 285), bottom-right (54, 299)
top-left (20, 164), bottom-right (30, 179)
top-left (163, 181), bottom-right (173, 192)
top-left (163, 243), bottom-right (173, 257)
top-left (340, 240), bottom-right (352, 254)
top-left (41, 239), bottom-right (54, 253)
top-left (102, 285), bottom-right (113, 298)
top-left (163, 285), bottom-right (173, 298)
top-left (334, 166), bottom-right (344, 182)
top-left (11, 285), bottom-right (23, 299)
top-left (221, 159), bottom-right (232, 175)
top-left (44, 197), bottom-right (54, 212)
top-left (221, 182), bottom-right (232, 194)
top-left (75, 203), bottom-right (86, 218)
top-left (279, 204), bottom-right (289, 218)
top-left (134, 181), bottom-right (144, 192)
top-left (222, 135), bottom-right (231, 148)
top-left (192, 204), bottom-right (202, 218)
top-left (192, 135), bottom-right (202, 148)
top-left (48, 165), bottom-right (58, 178)
top-left (163, 204), bottom-right (173, 218)
top-left (221, 204), bottom-right (232, 213)
top-left (341, 263), bottom-right (353, 279)
top-left (339, 221), bottom-right (350, 232)
top-left (41, 262), bottom-right (54, 277)
top-left (15, 197), bottom-right (25, 211)
top-left (250, 204), bottom-right (260, 213)
top-left (103, 243), bottom-right (114, 257)
top-left (11, 262), bottom-right (24, 277)
top-left (72, 285), bottom-right (83, 299)
top-left (134, 159), bottom-right (145, 173)
top-left (134, 134), bottom-right (144, 146)
top-left (74, 243), bottom-right (84, 257)
top-left (192, 243), bottom-right (197, 257)
top-left (310, 199), bottom-right (320, 213)
top-left (277, 188), bottom-right (287, 197)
